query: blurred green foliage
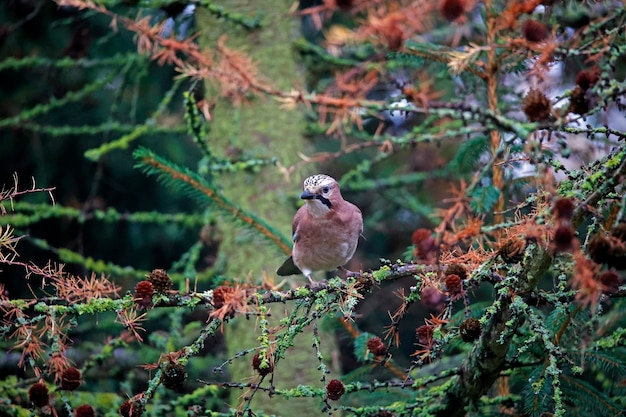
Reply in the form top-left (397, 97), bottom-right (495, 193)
top-left (1, 1), bottom-right (626, 416)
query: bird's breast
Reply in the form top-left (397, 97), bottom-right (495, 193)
top-left (291, 205), bottom-right (361, 273)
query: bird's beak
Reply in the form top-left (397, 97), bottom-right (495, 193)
top-left (301, 189), bottom-right (332, 209)
top-left (300, 190), bottom-right (316, 200)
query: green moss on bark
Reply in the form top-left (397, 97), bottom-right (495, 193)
top-left (196, 3), bottom-right (339, 414)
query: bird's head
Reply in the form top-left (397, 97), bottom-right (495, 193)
top-left (300, 174), bottom-right (342, 216)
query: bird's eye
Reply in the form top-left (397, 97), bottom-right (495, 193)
top-left (322, 186), bottom-right (330, 194)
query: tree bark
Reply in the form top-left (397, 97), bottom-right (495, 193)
top-left (197, 3), bottom-right (339, 414)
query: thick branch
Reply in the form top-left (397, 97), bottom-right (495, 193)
top-left (434, 149), bottom-right (626, 417)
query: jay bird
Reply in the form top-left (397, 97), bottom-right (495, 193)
top-left (277, 174), bottom-right (363, 284)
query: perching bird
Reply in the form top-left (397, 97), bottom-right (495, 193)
top-left (277, 174), bottom-right (363, 284)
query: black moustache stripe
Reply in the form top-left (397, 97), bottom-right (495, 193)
top-left (316, 195), bottom-right (332, 209)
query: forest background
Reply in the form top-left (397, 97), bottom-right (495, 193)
top-left (1, 0), bottom-right (625, 416)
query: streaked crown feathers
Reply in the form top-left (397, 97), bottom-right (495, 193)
top-left (303, 174), bottom-right (336, 191)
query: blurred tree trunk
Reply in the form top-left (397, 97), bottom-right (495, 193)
top-left (197, 3), bottom-right (339, 414)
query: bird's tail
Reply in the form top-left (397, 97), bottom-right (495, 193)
top-left (276, 256), bottom-right (302, 276)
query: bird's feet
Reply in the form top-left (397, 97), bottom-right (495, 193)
top-left (306, 275), bottom-right (328, 288)
top-left (338, 266), bottom-right (359, 278)
top-left (306, 274), bottom-right (316, 286)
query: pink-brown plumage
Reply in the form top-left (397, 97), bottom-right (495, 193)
top-left (277, 174), bottom-right (362, 284)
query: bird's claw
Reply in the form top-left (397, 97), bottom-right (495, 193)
top-left (306, 275), bottom-right (328, 288)
top-left (338, 266), bottom-right (359, 278)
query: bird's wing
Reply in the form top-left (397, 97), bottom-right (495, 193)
top-left (355, 204), bottom-right (364, 235)
top-left (276, 206), bottom-right (307, 276)
top-left (291, 206), bottom-right (307, 242)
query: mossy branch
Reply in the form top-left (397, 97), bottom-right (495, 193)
top-left (434, 149), bottom-right (626, 417)
top-left (3, 261), bottom-right (623, 414)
